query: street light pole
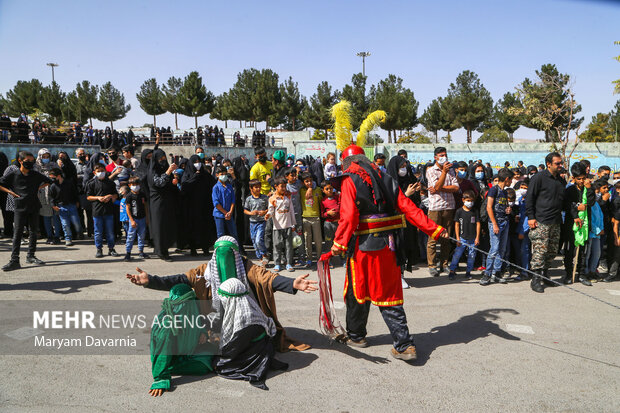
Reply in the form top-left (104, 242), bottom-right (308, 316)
top-left (356, 51), bottom-right (371, 77)
top-left (46, 63), bottom-right (59, 83)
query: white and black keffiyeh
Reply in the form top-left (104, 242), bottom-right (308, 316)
top-left (218, 278), bottom-right (276, 348)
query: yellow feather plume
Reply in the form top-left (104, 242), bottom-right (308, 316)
top-left (331, 100), bottom-right (353, 151)
top-left (356, 110), bottom-right (386, 147)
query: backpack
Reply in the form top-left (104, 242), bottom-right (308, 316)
top-left (479, 193), bottom-right (489, 223)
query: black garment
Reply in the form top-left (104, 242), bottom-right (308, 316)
top-left (214, 324), bottom-right (285, 389)
top-left (125, 191), bottom-right (146, 220)
top-left (181, 155), bottom-right (216, 253)
top-left (147, 149), bottom-right (178, 256)
top-left (0, 169), bottom-right (52, 212)
top-left (11, 210), bottom-right (39, 261)
top-left (145, 273), bottom-right (296, 295)
top-left (487, 185), bottom-right (509, 223)
top-left (85, 177), bottom-right (117, 216)
top-left (49, 180), bottom-right (79, 207)
top-left (565, 184), bottom-right (595, 221)
top-left (455, 207), bottom-right (479, 240)
top-left (344, 270), bottom-right (413, 352)
top-left (58, 152), bottom-right (78, 184)
top-left (525, 169), bottom-right (567, 225)
top-left (81, 152), bottom-right (107, 192)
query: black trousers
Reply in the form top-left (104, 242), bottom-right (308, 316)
top-left (344, 266), bottom-right (414, 352)
top-left (11, 210), bottom-right (39, 261)
top-left (2, 208), bottom-right (14, 237)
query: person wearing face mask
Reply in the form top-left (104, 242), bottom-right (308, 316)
top-left (35, 148), bottom-right (62, 245)
top-left (454, 161), bottom-right (478, 208)
top-left (425, 147), bottom-right (459, 277)
top-left (147, 149), bottom-right (179, 262)
top-left (212, 166), bottom-right (237, 240)
top-left (180, 155), bottom-right (217, 256)
top-left (105, 147), bottom-right (123, 173)
top-left (249, 147), bottom-right (273, 196)
top-left (124, 177), bottom-right (149, 261)
top-left (0, 151), bottom-right (53, 271)
top-left (86, 164), bottom-right (119, 258)
top-left (387, 156), bottom-right (421, 287)
top-left (447, 190), bottom-right (480, 280)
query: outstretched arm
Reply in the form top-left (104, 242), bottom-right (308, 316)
top-left (397, 188), bottom-right (446, 240)
top-left (125, 267), bottom-right (190, 290)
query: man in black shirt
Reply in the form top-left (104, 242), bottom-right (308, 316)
top-left (86, 164), bottom-right (118, 258)
top-left (0, 151), bottom-right (53, 270)
top-left (525, 152), bottom-right (566, 293)
top-left (49, 168), bottom-right (81, 247)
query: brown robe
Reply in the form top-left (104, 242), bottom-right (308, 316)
top-left (183, 262), bottom-right (310, 352)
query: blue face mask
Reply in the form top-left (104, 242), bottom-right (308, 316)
top-left (457, 170), bottom-right (467, 179)
top-left (99, 159), bottom-right (106, 165)
top-left (219, 174), bottom-right (228, 183)
top-left (198, 152), bottom-right (205, 159)
top-left (475, 172), bottom-right (484, 180)
top-left (42, 158), bottom-right (50, 164)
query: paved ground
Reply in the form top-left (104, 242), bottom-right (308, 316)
top-left (0, 238), bottom-right (619, 412)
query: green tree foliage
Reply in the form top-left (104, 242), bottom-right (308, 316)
top-left (369, 74), bottom-right (418, 143)
top-left (251, 69), bottom-right (280, 129)
top-left (579, 113), bottom-right (614, 142)
top-left (420, 97), bottom-right (452, 142)
top-left (397, 130), bottom-right (432, 144)
top-left (136, 78), bottom-right (165, 128)
top-left (276, 76), bottom-right (306, 130)
top-left (513, 64), bottom-right (583, 142)
top-left (226, 68), bottom-right (259, 125)
top-left (341, 73), bottom-right (369, 130)
top-left (441, 70), bottom-right (493, 144)
top-left (609, 99), bottom-right (620, 141)
top-left (211, 92), bottom-right (231, 128)
top-left (477, 126), bottom-right (510, 143)
top-left (177, 71), bottom-right (215, 129)
top-left (495, 92), bottom-right (524, 140)
top-left (613, 41), bottom-right (620, 94)
top-left (161, 76), bottom-right (183, 130)
top-left (40, 81), bottom-right (66, 126)
top-left (301, 81), bottom-right (339, 138)
top-left (97, 81), bottom-right (131, 130)
top-left (66, 81), bottom-right (99, 126)
top-left (4, 79), bottom-right (43, 116)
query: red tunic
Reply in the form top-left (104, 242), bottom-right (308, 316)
top-left (333, 176), bottom-right (444, 306)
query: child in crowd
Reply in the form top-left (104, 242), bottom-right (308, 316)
top-left (118, 184), bottom-right (130, 240)
top-left (504, 187), bottom-right (518, 276)
top-left (605, 182), bottom-right (620, 282)
top-left (480, 168), bottom-right (514, 285)
top-left (244, 179), bottom-right (269, 265)
top-left (48, 168), bottom-right (81, 247)
top-left (595, 179), bottom-right (612, 275)
top-left (85, 163), bottom-right (118, 258)
top-left (564, 162), bottom-right (595, 286)
top-left (267, 176), bottom-right (296, 272)
top-left (324, 152), bottom-right (338, 180)
top-left (584, 181), bottom-right (606, 280)
top-left (285, 167), bottom-right (305, 264)
top-left (124, 177), bottom-right (148, 261)
top-left (320, 180), bottom-right (340, 249)
top-left (448, 190), bottom-right (480, 280)
top-left (514, 179), bottom-right (531, 281)
top-left (212, 166), bottom-right (237, 239)
top-left (300, 172), bottom-right (323, 267)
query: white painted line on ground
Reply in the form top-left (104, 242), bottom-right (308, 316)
top-left (505, 324), bottom-right (535, 334)
top-left (5, 327), bottom-right (44, 340)
top-left (606, 289), bottom-right (620, 296)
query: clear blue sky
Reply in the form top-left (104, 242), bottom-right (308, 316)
top-left (0, 0), bottom-right (618, 142)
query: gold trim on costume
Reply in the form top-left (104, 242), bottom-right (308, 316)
top-left (354, 224), bottom-right (406, 236)
top-left (359, 214), bottom-right (405, 224)
top-left (431, 226), bottom-right (444, 240)
top-left (333, 241), bottom-right (348, 251)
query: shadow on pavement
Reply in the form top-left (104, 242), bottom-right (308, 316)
top-left (285, 327), bottom-right (390, 364)
top-left (367, 308), bottom-right (520, 366)
top-left (0, 279), bottom-right (112, 294)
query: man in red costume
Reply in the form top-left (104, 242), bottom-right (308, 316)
top-left (331, 145), bottom-right (447, 361)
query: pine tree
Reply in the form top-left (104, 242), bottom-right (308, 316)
top-left (136, 78), bottom-right (165, 128)
top-left (341, 73), bottom-right (369, 130)
top-left (442, 70), bottom-right (493, 144)
top-left (4, 79), bottom-right (43, 116)
top-left (277, 76), bottom-right (306, 130)
top-left (96, 82), bottom-right (131, 130)
top-left (420, 98), bottom-right (448, 143)
top-left (66, 81), bottom-right (99, 125)
top-left (161, 76), bottom-right (183, 130)
top-left (300, 81), bottom-right (338, 138)
top-left (177, 71), bottom-right (215, 129)
top-left (369, 74), bottom-right (418, 143)
top-left (40, 81), bottom-right (66, 126)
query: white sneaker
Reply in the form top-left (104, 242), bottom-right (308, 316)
top-left (401, 277), bottom-right (410, 289)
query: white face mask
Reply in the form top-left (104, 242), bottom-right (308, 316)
top-left (508, 201), bottom-right (515, 207)
top-left (95, 171), bottom-right (106, 179)
top-left (437, 156), bottom-right (447, 165)
top-left (398, 167), bottom-right (407, 177)
top-left (464, 201), bottom-right (474, 209)
top-left (130, 185), bottom-right (140, 192)
top-left (193, 163), bottom-right (202, 170)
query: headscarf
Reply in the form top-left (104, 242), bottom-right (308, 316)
top-left (156, 284), bottom-right (203, 355)
top-left (35, 148), bottom-right (59, 174)
top-left (58, 150), bottom-right (77, 183)
top-left (218, 278), bottom-right (276, 348)
top-left (82, 152), bottom-right (106, 190)
top-left (136, 149), bottom-right (153, 180)
top-left (202, 236), bottom-right (252, 316)
top-left (148, 148), bottom-right (169, 176)
top-left (386, 155), bottom-right (415, 191)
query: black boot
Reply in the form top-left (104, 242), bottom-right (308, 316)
top-left (530, 271), bottom-right (545, 293)
top-left (542, 269), bottom-right (554, 286)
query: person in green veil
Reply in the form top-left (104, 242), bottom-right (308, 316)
top-left (149, 283), bottom-right (214, 397)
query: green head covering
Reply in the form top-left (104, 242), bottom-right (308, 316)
top-left (273, 150), bottom-right (286, 162)
top-left (215, 240), bottom-right (239, 283)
